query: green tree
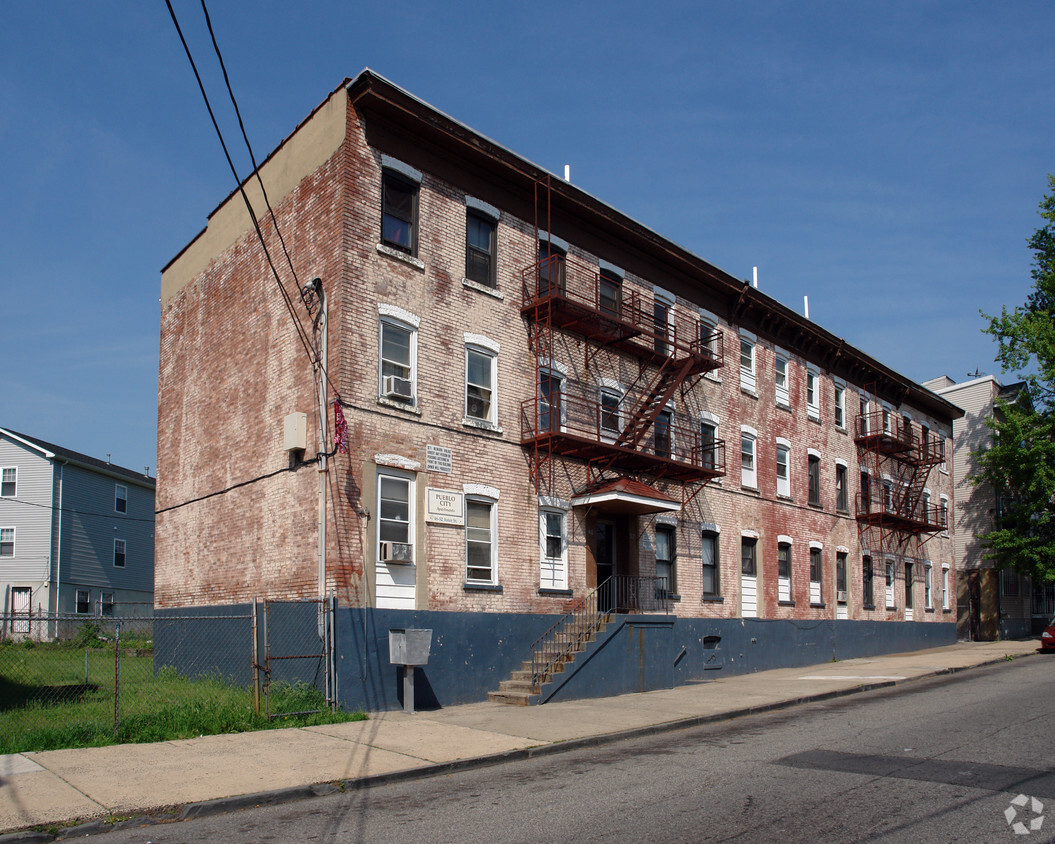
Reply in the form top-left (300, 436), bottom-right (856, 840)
top-left (977, 174), bottom-right (1055, 582)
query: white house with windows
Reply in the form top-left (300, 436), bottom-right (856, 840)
top-left (0, 428), bottom-right (154, 638)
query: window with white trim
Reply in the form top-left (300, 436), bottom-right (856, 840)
top-left (540, 509), bottom-right (567, 589)
top-left (774, 350), bottom-right (789, 407)
top-left (834, 384), bottom-right (845, 428)
top-left (701, 528), bottom-right (720, 597)
top-left (859, 393), bottom-right (869, 435)
top-left (741, 427), bottom-right (757, 489)
top-left (925, 563), bottom-right (933, 609)
top-left (101, 592), bottom-right (114, 617)
top-left (700, 313), bottom-right (719, 361)
top-left (809, 545), bottom-right (823, 604)
top-left (942, 564), bottom-right (950, 610)
top-left (377, 470), bottom-right (414, 564)
top-left (656, 525), bottom-right (676, 596)
top-left (806, 368), bottom-right (820, 420)
top-left (836, 551), bottom-right (848, 602)
top-left (465, 208), bottom-right (497, 287)
top-left (776, 440), bottom-right (790, 498)
top-left (1, 468), bottom-right (15, 498)
top-left (699, 418), bottom-right (718, 470)
top-left (113, 538), bottom-right (126, 568)
top-left (940, 437), bottom-right (949, 472)
top-left (465, 496), bottom-right (497, 584)
top-left (654, 408), bottom-right (673, 458)
top-left (76, 589), bottom-right (90, 615)
top-left (835, 462), bottom-right (848, 512)
top-left (778, 541), bottom-right (792, 602)
top-left (940, 495), bottom-right (949, 533)
top-left (599, 270), bottom-right (622, 318)
top-left (0, 527), bottom-right (13, 557)
top-left (808, 453), bottom-right (821, 507)
top-left (381, 167), bottom-right (419, 255)
top-left (537, 238), bottom-right (566, 297)
top-left (465, 345), bottom-right (497, 424)
top-left (115, 484), bottom-right (127, 514)
top-left (538, 367), bottom-right (566, 432)
top-left (739, 332), bottom-right (756, 392)
top-left (863, 555), bottom-right (874, 606)
top-left (653, 298), bottom-right (670, 356)
top-left (600, 388), bottom-right (622, 440)
top-left (885, 559), bottom-right (896, 608)
top-left (379, 317), bottom-right (417, 404)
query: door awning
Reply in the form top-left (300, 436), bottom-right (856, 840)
top-left (571, 478), bottom-right (681, 515)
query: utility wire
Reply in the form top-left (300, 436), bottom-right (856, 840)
top-left (164, 0), bottom-right (315, 364)
top-left (0, 497), bottom-right (156, 524)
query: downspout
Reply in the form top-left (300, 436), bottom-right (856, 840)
top-left (55, 459), bottom-right (67, 636)
top-left (304, 278), bottom-right (329, 605)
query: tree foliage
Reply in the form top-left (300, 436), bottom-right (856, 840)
top-left (977, 174), bottom-right (1055, 582)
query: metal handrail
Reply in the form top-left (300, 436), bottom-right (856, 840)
top-left (530, 576), bottom-right (670, 692)
top-left (855, 492), bottom-right (947, 531)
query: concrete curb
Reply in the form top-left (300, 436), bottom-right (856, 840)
top-left (1, 651), bottom-right (1036, 841)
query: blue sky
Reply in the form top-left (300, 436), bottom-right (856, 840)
top-left (1, 1), bottom-right (1052, 474)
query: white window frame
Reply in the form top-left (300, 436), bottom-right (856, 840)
top-left (464, 341), bottom-right (498, 426)
top-left (774, 348), bottom-right (790, 407)
top-left (699, 412), bottom-right (719, 471)
top-left (940, 437), bottom-right (949, 473)
top-left (655, 524), bottom-right (676, 596)
top-left (809, 541), bottom-right (823, 604)
top-left (806, 367), bottom-right (820, 420)
top-left (538, 363), bottom-right (567, 433)
top-left (739, 330), bottom-right (756, 392)
top-left (465, 495), bottom-right (498, 585)
top-left (775, 437), bottom-right (791, 498)
top-left (940, 495), bottom-right (950, 535)
top-left (777, 536), bottom-right (793, 602)
top-left (885, 558), bottom-right (896, 608)
top-left (377, 468), bottom-right (415, 565)
top-left (539, 508), bottom-right (568, 590)
top-left (740, 425), bottom-right (757, 489)
top-left (699, 309), bottom-right (720, 365)
top-left (808, 449), bottom-right (822, 507)
top-left (76, 589), bottom-right (91, 615)
top-left (599, 384), bottom-right (623, 442)
top-left (701, 525), bottom-right (721, 597)
top-left (942, 564), bottom-right (950, 610)
top-left (925, 562), bottom-right (933, 609)
top-left (654, 406), bottom-right (674, 458)
top-left (378, 310), bottom-right (419, 405)
top-left (834, 383), bottom-right (846, 429)
top-left (0, 527), bottom-right (14, 558)
top-left (113, 538), bottom-right (126, 568)
top-left (835, 459), bottom-right (849, 512)
top-left (115, 483), bottom-right (127, 514)
top-left (0, 467), bottom-right (16, 498)
top-left (859, 392), bottom-right (869, 436)
top-left (101, 591), bottom-right (115, 617)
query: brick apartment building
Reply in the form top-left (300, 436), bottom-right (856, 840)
top-left (157, 71), bottom-right (961, 705)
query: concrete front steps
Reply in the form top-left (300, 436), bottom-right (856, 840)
top-left (488, 617), bottom-right (610, 705)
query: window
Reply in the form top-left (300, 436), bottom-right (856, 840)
top-left (940, 495), bottom-right (949, 532)
top-left (700, 315), bottom-right (719, 361)
top-left (741, 537), bottom-right (757, 576)
top-left (860, 470), bottom-right (871, 512)
top-left (465, 497), bottom-right (497, 584)
top-left (859, 394), bottom-right (869, 435)
top-left (381, 170), bottom-right (418, 255)
top-left (465, 346), bottom-right (496, 424)
top-left (925, 563), bottom-right (933, 609)
top-left (883, 479), bottom-right (894, 512)
top-left (0, 468), bottom-right (15, 497)
top-left (835, 463), bottom-right (848, 511)
top-left (863, 556), bottom-right (874, 606)
top-left (942, 565), bottom-right (950, 610)
top-left (806, 369), bottom-right (820, 419)
top-left (941, 437), bottom-right (949, 472)
top-left (113, 539), bottom-right (126, 568)
top-left (882, 406), bottom-right (892, 434)
top-left (776, 442), bottom-right (790, 498)
top-left (739, 334), bottom-right (756, 392)
top-left (377, 471), bottom-right (414, 564)
top-left (115, 484), bottom-right (127, 514)
top-left (656, 526), bottom-right (676, 595)
top-left (0, 527), bottom-right (13, 557)
top-left (701, 530), bottom-right (720, 597)
top-left (885, 560), bottom-right (896, 608)
top-left (537, 239), bottom-right (566, 297)
top-left (809, 546), bottom-right (823, 603)
top-left (836, 551), bottom-right (847, 601)
top-left (600, 388), bottom-right (622, 439)
top-left (540, 509), bottom-right (567, 589)
top-left (655, 409), bottom-right (672, 458)
top-left (778, 541), bottom-right (792, 602)
top-left (466, 211), bottom-right (496, 287)
top-left (741, 428), bottom-right (757, 489)
top-left (379, 317), bottom-right (416, 404)
top-left (699, 420), bottom-right (717, 470)
top-left (1001, 567), bottom-right (1020, 597)
top-left (599, 271), bottom-right (621, 318)
top-left (101, 592), bottom-right (114, 617)
top-left (905, 562), bottom-right (914, 611)
top-left (538, 369), bottom-right (565, 432)
top-left (653, 298), bottom-right (670, 355)
top-left (808, 454), bottom-right (821, 506)
top-left (775, 351), bottom-right (789, 406)
top-left (834, 384), bottom-right (845, 428)
top-left (76, 589), bottom-right (90, 615)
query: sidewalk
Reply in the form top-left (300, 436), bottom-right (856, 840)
top-left (0, 639), bottom-right (1041, 839)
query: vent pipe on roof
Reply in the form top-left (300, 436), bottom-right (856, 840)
top-left (804, 295), bottom-right (810, 319)
top-left (564, 164), bottom-right (571, 182)
top-left (752, 266), bottom-right (758, 289)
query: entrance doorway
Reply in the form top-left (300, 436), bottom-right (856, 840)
top-left (595, 519), bottom-right (617, 611)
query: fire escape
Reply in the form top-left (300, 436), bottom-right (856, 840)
top-left (854, 402), bottom-right (947, 570)
top-left (520, 177), bottom-right (726, 502)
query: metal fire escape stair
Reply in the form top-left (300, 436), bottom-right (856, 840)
top-left (613, 356), bottom-right (696, 451)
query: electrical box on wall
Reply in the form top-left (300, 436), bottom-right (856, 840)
top-left (283, 412), bottom-right (307, 453)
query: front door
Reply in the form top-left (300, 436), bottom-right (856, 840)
top-left (12, 587), bottom-right (30, 635)
top-left (596, 519), bottom-right (616, 611)
top-left (904, 562), bottom-right (914, 621)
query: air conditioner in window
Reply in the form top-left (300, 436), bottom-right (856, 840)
top-left (379, 542), bottom-right (413, 563)
top-left (837, 590), bottom-right (848, 603)
top-left (382, 376), bottom-right (413, 399)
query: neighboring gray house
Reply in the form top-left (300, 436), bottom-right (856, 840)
top-left (923, 375), bottom-right (1033, 640)
top-left (0, 428), bottom-right (155, 638)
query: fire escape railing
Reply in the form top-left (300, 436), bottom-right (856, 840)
top-left (530, 575), bottom-right (670, 694)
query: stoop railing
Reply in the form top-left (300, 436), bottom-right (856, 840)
top-left (530, 576), bottom-right (670, 692)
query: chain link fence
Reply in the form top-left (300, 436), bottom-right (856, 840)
top-left (0, 599), bottom-right (338, 754)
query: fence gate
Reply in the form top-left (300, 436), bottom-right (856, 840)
top-left (256, 595), bottom-right (337, 719)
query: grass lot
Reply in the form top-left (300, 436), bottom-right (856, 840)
top-left (0, 639), bottom-right (364, 754)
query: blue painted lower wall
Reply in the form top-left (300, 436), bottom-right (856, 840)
top-left (335, 608), bottom-right (957, 712)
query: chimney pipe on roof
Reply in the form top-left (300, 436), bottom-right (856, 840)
top-left (752, 266), bottom-right (758, 289)
top-left (564, 164), bottom-right (571, 182)
top-left (804, 295), bottom-right (810, 319)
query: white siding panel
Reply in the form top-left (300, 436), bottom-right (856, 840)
top-left (0, 437), bottom-right (53, 582)
top-left (376, 562), bottom-right (416, 609)
top-left (741, 575), bottom-right (757, 618)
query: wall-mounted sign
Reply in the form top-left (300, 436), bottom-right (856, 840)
top-left (426, 444), bottom-right (453, 474)
top-left (426, 488), bottom-right (464, 525)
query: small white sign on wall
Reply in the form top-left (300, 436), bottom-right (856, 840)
top-left (426, 488), bottom-right (464, 525)
top-left (426, 445), bottom-right (453, 474)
